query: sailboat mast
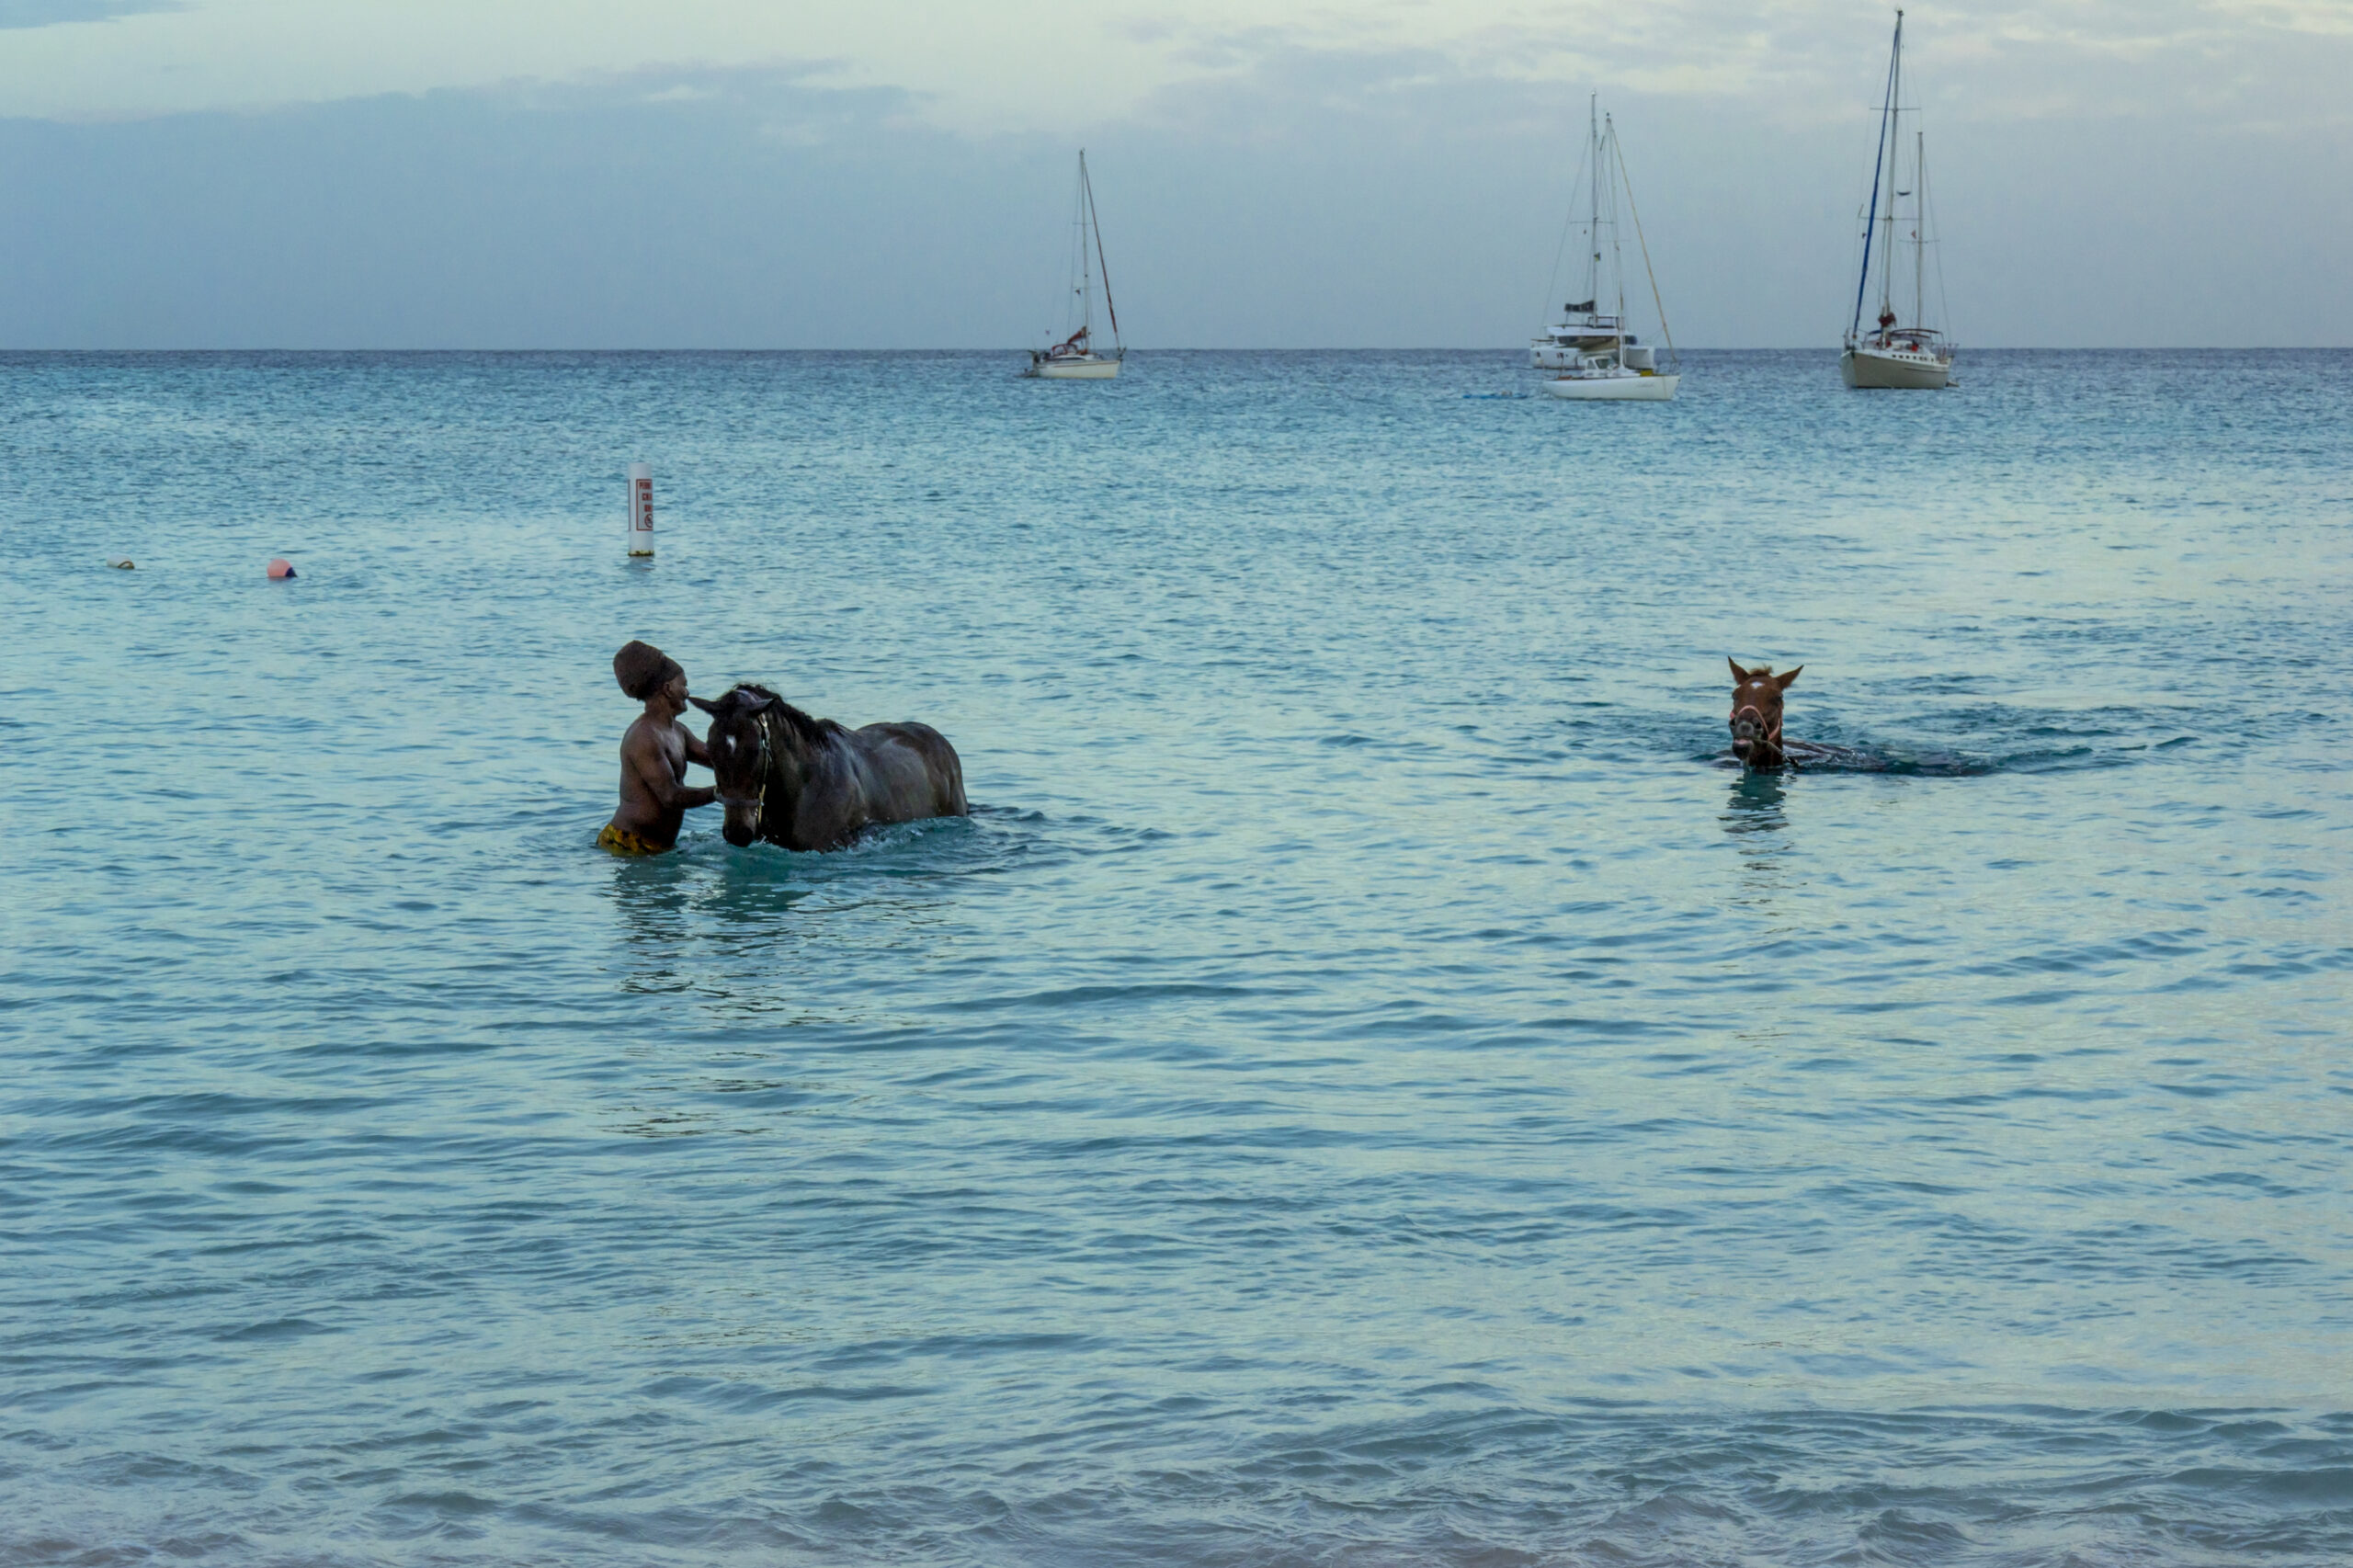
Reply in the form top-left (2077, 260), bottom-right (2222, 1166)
top-left (1914, 131), bottom-right (1926, 330)
top-left (1606, 115), bottom-right (1626, 351)
top-left (1083, 150), bottom-right (1120, 346)
top-left (1586, 96), bottom-right (1601, 309)
top-left (1880, 16), bottom-right (1903, 324)
top-left (1851, 10), bottom-right (1902, 339)
top-left (1076, 153), bottom-right (1093, 335)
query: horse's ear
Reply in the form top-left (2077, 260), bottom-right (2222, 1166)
top-left (1728, 658), bottom-right (1753, 682)
top-left (1776, 665), bottom-right (1802, 690)
top-left (688, 695), bottom-right (721, 715)
top-left (743, 691), bottom-right (777, 712)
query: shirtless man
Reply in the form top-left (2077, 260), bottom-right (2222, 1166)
top-left (598, 640), bottom-right (718, 855)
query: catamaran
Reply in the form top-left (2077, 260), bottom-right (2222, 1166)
top-left (1025, 151), bottom-right (1124, 380)
top-left (1536, 100), bottom-right (1679, 401)
top-left (1841, 11), bottom-right (1955, 389)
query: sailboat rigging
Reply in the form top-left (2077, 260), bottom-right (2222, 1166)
top-left (1840, 10), bottom-right (1955, 389)
top-left (1025, 151), bottom-right (1125, 381)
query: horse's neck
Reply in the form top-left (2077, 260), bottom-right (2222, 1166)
top-left (765, 720), bottom-right (850, 835)
top-left (764, 718), bottom-right (812, 812)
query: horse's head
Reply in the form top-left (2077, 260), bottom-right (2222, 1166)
top-left (1727, 658), bottom-right (1802, 768)
top-left (690, 685), bottom-right (782, 846)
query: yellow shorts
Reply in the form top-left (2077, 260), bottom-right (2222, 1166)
top-left (597, 824), bottom-right (669, 857)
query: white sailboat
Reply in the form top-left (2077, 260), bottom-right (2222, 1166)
top-left (1538, 100), bottom-right (1679, 402)
top-left (1841, 10), bottom-right (1955, 390)
top-left (1024, 150), bottom-right (1124, 381)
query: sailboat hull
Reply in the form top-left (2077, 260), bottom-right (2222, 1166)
top-left (1026, 356), bottom-right (1121, 380)
top-left (1841, 347), bottom-right (1950, 390)
top-left (1542, 373), bottom-right (1679, 401)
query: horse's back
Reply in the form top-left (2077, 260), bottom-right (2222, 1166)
top-left (1785, 739), bottom-right (1886, 772)
top-left (853, 722), bottom-right (967, 819)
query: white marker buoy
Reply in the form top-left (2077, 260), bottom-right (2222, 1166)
top-left (627, 462), bottom-right (654, 557)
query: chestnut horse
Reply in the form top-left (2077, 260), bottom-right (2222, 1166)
top-left (1727, 658), bottom-right (1804, 770)
top-left (689, 685), bottom-right (967, 850)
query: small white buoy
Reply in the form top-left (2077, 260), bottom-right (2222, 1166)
top-left (108, 557), bottom-right (134, 570)
top-left (627, 461), bottom-right (654, 557)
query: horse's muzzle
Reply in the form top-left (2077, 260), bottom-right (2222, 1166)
top-left (718, 794), bottom-right (761, 847)
top-left (1731, 713), bottom-right (1761, 754)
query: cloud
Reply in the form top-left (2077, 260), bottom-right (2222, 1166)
top-left (0, 0), bottom-right (179, 29)
top-left (1124, 1), bottom-right (2353, 134)
top-left (2211, 0), bottom-right (2353, 35)
top-left (0, 65), bottom-right (1047, 349)
top-left (0, 40), bottom-right (2346, 349)
top-left (0, 0), bottom-right (2347, 136)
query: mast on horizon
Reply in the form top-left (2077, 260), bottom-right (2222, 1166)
top-left (1850, 9), bottom-right (1904, 341)
top-left (1839, 7), bottom-right (1954, 388)
top-left (1081, 149), bottom-right (1120, 354)
top-left (1586, 96), bottom-right (1602, 312)
top-left (1024, 150), bottom-right (1127, 378)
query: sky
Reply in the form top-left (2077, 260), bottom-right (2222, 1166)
top-left (2, 0), bottom-right (2348, 347)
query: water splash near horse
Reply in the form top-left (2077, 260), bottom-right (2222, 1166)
top-left (1721, 659), bottom-right (1989, 774)
top-left (690, 685), bottom-right (967, 851)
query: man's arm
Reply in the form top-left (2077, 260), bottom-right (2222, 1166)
top-left (625, 727), bottom-right (717, 810)
top-left (680, 722), bottom-right (712, 769)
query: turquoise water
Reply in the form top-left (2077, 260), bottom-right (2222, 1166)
top-left (5, 349), bottom-right (2349, 1565)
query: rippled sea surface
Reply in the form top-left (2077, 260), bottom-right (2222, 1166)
top-left (5, 350), bottom-right (2350, 1566)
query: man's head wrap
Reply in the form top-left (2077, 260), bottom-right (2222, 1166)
top-left (613, 640), bottom-right (683, 701)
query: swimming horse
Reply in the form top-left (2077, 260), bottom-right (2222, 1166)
top-left (689, 686), bottom-right (966, 850)
top-left (1726, 658), bottom-right (1806, 771)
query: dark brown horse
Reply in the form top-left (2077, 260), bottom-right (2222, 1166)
top-left (689, 685), bottom-right (967, 850)
top-left (1727, 658), bottom-right (1804, 770)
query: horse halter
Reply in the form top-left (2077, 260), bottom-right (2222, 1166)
top-left (1730, 689), bottom-right (1782, 756)
top-left (723, 711), bottom-right (775, 828)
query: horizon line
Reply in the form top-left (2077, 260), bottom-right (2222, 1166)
top-left (7, 345), bottom-right (2350, 355)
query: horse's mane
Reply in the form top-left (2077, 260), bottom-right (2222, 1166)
top-left (733, 683), bottom-right (847, 750)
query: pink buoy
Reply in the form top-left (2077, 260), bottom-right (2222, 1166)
top-left (267, 558), bottom-right (297, 580)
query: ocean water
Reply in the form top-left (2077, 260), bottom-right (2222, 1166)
top-left (3, 349), bottom-right (2349, 1566)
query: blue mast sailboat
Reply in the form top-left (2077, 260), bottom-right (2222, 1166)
top-left (1841, 11), bottom-right (1956, 389)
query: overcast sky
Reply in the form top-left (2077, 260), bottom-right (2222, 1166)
top-left (3, 0), bottom-right (2347, 347)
